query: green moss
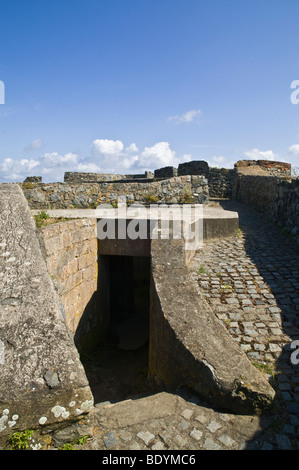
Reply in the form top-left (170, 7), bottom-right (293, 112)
top-left (60, 435), bottom-right (90, 450)
top-left (144, 194), bottom-right (159, 203)
top-left (33, 210), bottom-right (50, 228)
top-left (22, 182), bottom-right (35, 189)
top-left (252, 360), bottom-right (277, 379)
top-left (8, 429), bottom-right (34, 450)
top-left (198, 265), bottom-right (209, 275)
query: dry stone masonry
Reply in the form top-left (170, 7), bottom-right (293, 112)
top-left (20, 175), bottom-right (209, 209)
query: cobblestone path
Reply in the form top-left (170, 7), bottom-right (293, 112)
top-left (188, 200), bottom-right (299, 448)
top-left (50, 200), bottom-right (299, 452)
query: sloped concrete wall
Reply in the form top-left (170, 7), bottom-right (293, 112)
top-left (0, 184), bottom-right (93, 444)
top-left (149, 238), bottom-right (276, 414)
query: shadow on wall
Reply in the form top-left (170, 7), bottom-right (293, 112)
top-left (219, 199), bottom-right (299, 449)
top-left (73, 254), bottom-right (159, 404)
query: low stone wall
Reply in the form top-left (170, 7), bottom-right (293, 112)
top-left (154, 166), bottom-right (178, 178)
top-left (178, 160), bottom-right (209, 177)
top-left (37, 219), bottom-right (98, 341)
top-left (233, 174), bottom-right (280, 214)
top-left (64, 171), bottom-right (153, 183)
top-left (235, 159), bottom-right (291, 177)
top-left (208, 168), bottom-right (235, 198)
top-left (270, 178), bottom-right (299, 243)
top-left (233, 173), bottom-right (299, 243)
top-left (20, 175), bottom-right (209, 209)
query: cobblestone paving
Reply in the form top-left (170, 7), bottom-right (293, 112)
top-left (77, 391), bottom-right (278, 451)
top-left (188, 200), bottom-right (299, 449)
top-left (50, 200), bottom-right (299, 452)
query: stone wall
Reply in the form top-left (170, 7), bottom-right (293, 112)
top-left (233, 174), bottom-right (280, 214)
top-left (270, 178), bottom-right (299, 243)
top-left (178, 160), bottom-right (209, 177)
top-left (20, 175), bottom-right (209, 209)
top-left (21, 159), bottom-right (293, 207)
top-left (235, 159), bottom-right (291, 177)
top-left (154, 166), bottom-right (178, 178)
top-left (37, 219), bottom-right (100, 350)
top-left (64, 171), bottom-right (153, 183)
top-left (208, 168), bottom-right (235, 198)
top-left (234, 173), bottom-right (299, 243)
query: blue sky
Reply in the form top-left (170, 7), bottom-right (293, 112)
top-left (1, 0), bottom-right (299, 182)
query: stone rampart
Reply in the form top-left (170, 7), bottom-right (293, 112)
top-left (208, 168), bottom-right (235, 198)
top-left (20, 175), bottom-right (209, 209)
top-left (233, 172), bottom-right (299, 243)
top-left (154, 166), bottom-right (178, 179)
top-left (233, 174), bottom-right (280, 214)
top-left (270, 178), bottom-right (299, 242)
top-left (235, 159), bottom-right (291, 177)
top-left (64, 171), bottom-right (153, 183)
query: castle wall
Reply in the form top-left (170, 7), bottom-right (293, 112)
top-left (20, 175), bottom-right (209, 209)
top-left (208, 168), bottom-right (235, 198)
top-left (233, 174), bottom-right (299, 244)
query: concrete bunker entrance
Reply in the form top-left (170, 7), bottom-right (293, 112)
top-left (81, 253), bottom-right (153, 404)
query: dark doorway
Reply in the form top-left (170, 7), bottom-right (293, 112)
top-left (81, 255), bottom-right (154, 404)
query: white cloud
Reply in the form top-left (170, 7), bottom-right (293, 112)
top-left (90, 138), bottom-right (136, 173)
top-left (126, 143), bottom-right (139, 153)
top-left (0, 152), bottom-right (81, 182)
top-left (207, 156), bottom-right (235, 169)
top-left (211, 156), bottom-right (225, 165)
top-left (243, 148), bottom-right (279, 161)
top-left (91, 139), bottom-right (124, 156)
top-left (137, 142), bottom-right (177, 169)
top-left (90, 139), bottom-right (183, 173)
top-left (0, 138), bottom-right (194, 182)
top-left (39, 152), bottom-right (79, 166)
top-left (24, 139), bottom-right (43, 152)
top-left (168, 109), bottom-right (202, 124)
top-left (0, 157), bottom-right (40, 181)
top-left (288, 144), bottom-right (299, 155)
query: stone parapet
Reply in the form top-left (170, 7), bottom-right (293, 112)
top-left (64, 171), bottom-right (152, 183)
top-left (235, 159), bottom-right (291, 177)
top-left (20, 175), bottom-right (209, 209)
